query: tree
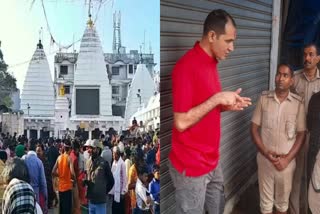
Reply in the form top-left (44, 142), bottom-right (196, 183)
top-left (2, 96), bottom-right (13, 108)
top-left (0, 42), bottom-right (17, 109)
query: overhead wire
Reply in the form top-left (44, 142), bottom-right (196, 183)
top-left (29, 0), bottom-right (36, 10)
top-left (7, 0), bottom-right (80, 70)
top-left (94, 0), bottom-right (114, 23)
top-left (8, 0), bottom-right (113, 70)
top-left (30, 0), bottom-right (114, 49)
top-left (41, 0), bottom-right (82, 50)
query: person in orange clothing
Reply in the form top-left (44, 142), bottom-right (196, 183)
top-left (52, 139), bottom-right (76, 214)
top-left (128, 148), bottom-right (145, 214)
top-left (69, 140), bottom-right (81, 214)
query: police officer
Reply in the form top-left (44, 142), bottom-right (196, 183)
top-left (251, 64), bottom-right (306, 214)
top-left (290, 43), bottom-right (320, 214)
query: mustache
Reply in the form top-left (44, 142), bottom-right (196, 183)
top-left (304, 61), bottom-right (311, 65)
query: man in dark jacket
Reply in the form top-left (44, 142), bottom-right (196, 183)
top-left (85, 139), bottom-right (114, 214)
top-left (145, 141), bottom-right (156, 174)
top-left (46, 138), bottom-right (59, 170)
top-left (307, 91), bottom-right (320, 184)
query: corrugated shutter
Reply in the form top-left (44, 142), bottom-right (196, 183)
top-left (160, 0), bottom-right (273, 213)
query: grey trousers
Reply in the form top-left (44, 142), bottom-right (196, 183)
top-left (169, 162), bottom-right (225, 214)
top-left (106, 194), bottom-right (113, 214)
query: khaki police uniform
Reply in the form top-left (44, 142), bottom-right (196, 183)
top-left (293, 68), bottom-right (320, 112)
top-left (290, 68), bottom-right (320, 214)
top-left (252, 91), bottom-right (306, 213)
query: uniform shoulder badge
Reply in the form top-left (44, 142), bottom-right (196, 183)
top-left (291, 93), bottom-right (303, 102)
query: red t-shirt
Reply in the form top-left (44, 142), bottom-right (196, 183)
top-left (169, 41), bottom-right (222, 177)
top-left (156, 144), bottom-right (160, 165)
top-left (70, 151), bottom-right (79, 178)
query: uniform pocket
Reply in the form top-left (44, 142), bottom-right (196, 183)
top-left (286, 114), bottom-right (296, 140)
top-left (262, 111), bottom-right (274, 129)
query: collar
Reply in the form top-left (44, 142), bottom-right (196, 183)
top-left (137, 177), bottom-right (144, 186)
top-left (286, 91), bottom-right (294, 101)
top-left (27, 151), bottom-right (37, 156)
top-left (92, 156), bottom-right (102, 164)
top-left (268, 91), bottom-right (293, 102)
top-left (9, 178), bottom-right (22, 185)
top-left (194, 41), bottom-right (218, 64)
top-left (114, 157), bottom-right (124, 164)
top-left (302, 68), bottom-right (320, 81)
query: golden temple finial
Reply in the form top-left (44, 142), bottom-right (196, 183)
top-left (87, 0), bottom-right (93, 28)
top-left (87, 14), bottom-right (94, 28)
top-left (59, 85), bottom-right (65, 96)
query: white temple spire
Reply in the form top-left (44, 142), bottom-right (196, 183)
top-left (21, 40), bottom-right (54, 117)
top-left (71, 14), bottom-right (112, 117)
top-left (124, 64), bottom-right (156, 125)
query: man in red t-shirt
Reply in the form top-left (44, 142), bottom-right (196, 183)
top-left (169, 9), bottom-right (251, 214)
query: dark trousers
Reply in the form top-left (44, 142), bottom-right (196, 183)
top-left (112, 196), bottom-right (125, 214)
top-left (154, 203), bottom-right (160, 214)
top-left (133, 207), bottom-right (152, 214)
top-left (59, 190), bottom-right (72, 214)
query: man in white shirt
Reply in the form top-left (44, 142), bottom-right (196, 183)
top-left (109, 146), bottom-right (127, 214)
top-left (135, 165), bottom-right (151, 213)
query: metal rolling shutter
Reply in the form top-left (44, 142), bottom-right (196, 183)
top-left (160, 0), bottom-right (273, 213)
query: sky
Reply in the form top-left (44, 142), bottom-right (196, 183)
top-left (0, 0), bottom-right (160, 90)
